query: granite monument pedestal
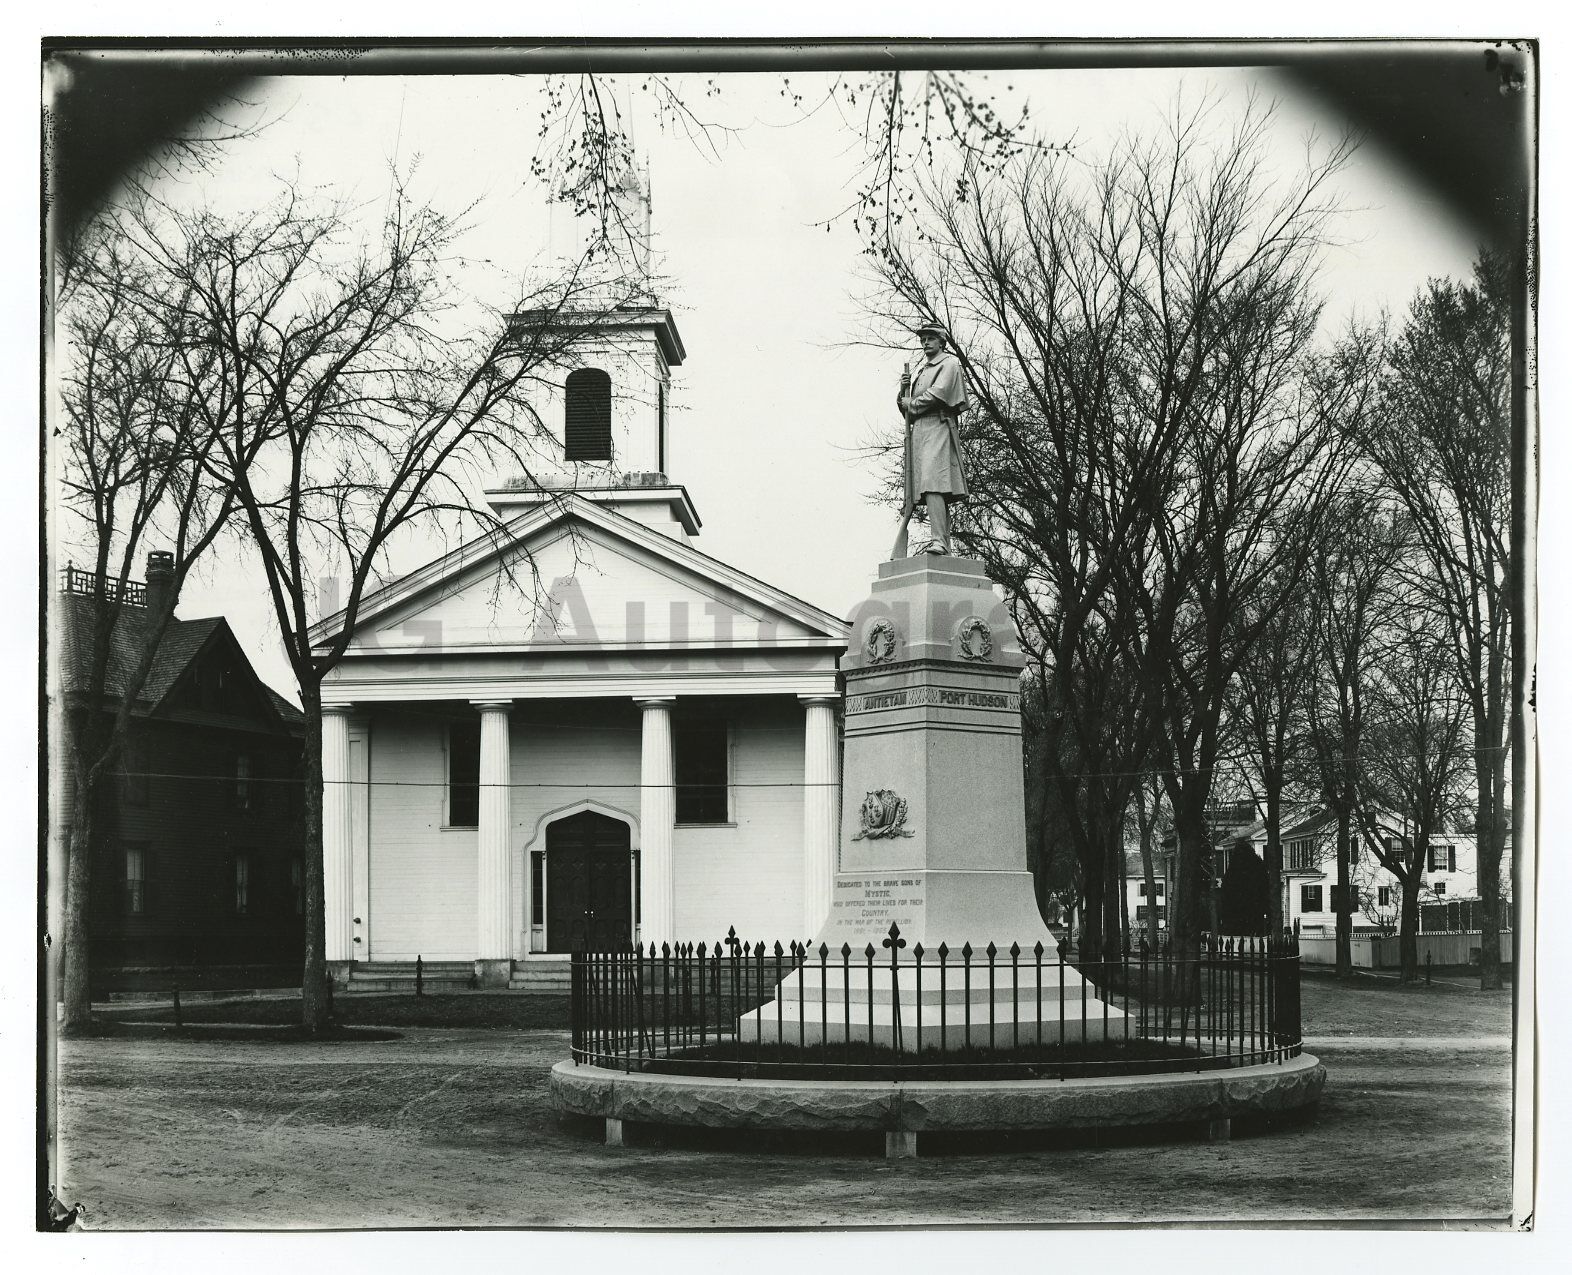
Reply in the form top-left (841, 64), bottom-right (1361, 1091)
top-left (743, 555), bottom-right (1122, 1046)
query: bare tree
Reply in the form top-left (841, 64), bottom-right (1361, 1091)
top-left (531, 70), bottom-right (1059, 258)
top-left (1129, 770), bottom-right (1167, 949)
top-left (867, 136), bottom-right (1167, 960)
top-left (93, 174), bottom-right (649, 1032)
top-left (1019, 667), bottom-right (1082, 929)
top-left (1349, 253), bottom-right (1512, 990)
top-left (869, 96), bottom-right (1355, 966)
top-left (1227, 577), bottom-right (1321, 937)
top-left (1350, 607), bottom-right (1475, 980)
top-left (53, 221), bottom-right (236, 1030)
top-left (1304, 470), bottom-right (1406, 976)
top-left (1127, 112), bottom-right (1355, 969)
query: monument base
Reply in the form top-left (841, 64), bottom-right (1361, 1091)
top-left (740, 553), bottom-right (1124, 1046)
top-left (816, 865), bottom-right (1059, 953)
top-left (739, 956), bottom-right (1126, 1050)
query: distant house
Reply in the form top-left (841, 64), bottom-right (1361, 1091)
top-left (57, 553), bottom-right (306, 978)
top-left (1139, 799), bottom-right (1496, 944)
top-left (1122, 848), bottom-right (1169, 933)
top-left (1279, 808), bottom-right (1485, 937)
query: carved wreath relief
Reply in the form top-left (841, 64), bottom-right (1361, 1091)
top-left (955, 616), bottom-right (994, 661)
top-left (863, 617), bottom-right (899, 665)
top-left (852, 789), bottom-right (916, 840)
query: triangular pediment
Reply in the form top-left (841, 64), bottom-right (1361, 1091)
top-left (314, 497), bottom-right (847, 656)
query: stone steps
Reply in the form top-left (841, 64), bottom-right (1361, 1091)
top-left (342, 958), bottom-right (577, 993)
top-left (346, 961), bottom-right (475, 993)
top-left (510, 957), bottom-right (573, 992)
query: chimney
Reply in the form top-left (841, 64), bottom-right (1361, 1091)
top-left (145, 551), bottom-right (176, 618)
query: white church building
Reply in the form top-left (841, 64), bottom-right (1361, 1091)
top-left (308, 296), bottom-right (850, 986)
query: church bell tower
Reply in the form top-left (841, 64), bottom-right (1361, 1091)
top-left (489, 156), bottom-right (696, 540)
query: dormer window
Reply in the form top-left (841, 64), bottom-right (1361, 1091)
top-left (564, 368), bottom-right (613, 461)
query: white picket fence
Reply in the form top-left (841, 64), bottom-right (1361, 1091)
top-left (1298, 929), bottom-right (1513, 969)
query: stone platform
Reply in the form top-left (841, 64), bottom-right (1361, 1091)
top-left (551, 1053), bottom-right (1326, 1158)
top-left (740, 959), bottom-right (1125, 1048)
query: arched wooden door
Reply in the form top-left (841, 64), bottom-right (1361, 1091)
top-left (544, 811), bottom-right (634, 951)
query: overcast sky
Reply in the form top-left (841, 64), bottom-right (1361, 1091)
top-left (99, 64), bottom-right (1481, 697)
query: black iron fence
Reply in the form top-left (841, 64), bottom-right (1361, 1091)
top-left (570, 926), bottom-right (1303, 1080)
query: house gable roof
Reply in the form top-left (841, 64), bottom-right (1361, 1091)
top-left (1281, 810), bottom-right (1339, 841)
top-left (308, 493), bottom-right (850, 657)
top-left (58, 593), bottom-right (301, 733)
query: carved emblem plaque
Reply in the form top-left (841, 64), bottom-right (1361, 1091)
top-left (955, 616), bottom-right (994, 662)
top-left (864, 617), bottom-right (899, 665)
top-left (851, 789), bottom-right (916, 840)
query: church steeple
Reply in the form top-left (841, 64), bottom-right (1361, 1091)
top-left (496, 155), bottom-right (693, 540)
top-left (548, 151), bottom-right (655, 298)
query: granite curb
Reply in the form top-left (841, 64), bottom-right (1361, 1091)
top-left (550, 1052), bottom-right (1325, 1134)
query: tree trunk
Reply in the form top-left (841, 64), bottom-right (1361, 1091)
top-left (1079, 842), bottom-right (1103, 964)
top-left (1476, 743), bottom-right (1508, 991)
top-left (1168, 785), bottom-right (1209, 965)
top-left (1033, 800), bottom-right (1055, 924)
top-left (60, 756), bottom-right (97, 1032)
top-left (1335, 809), bottom-right (1353, 978)
top-left (1263, 785), bottom-right (1284, 938)
top-left (1136, 789), bottom-right (1161, 950)
top-left (1398, 872), bottom-right (1422, 982)
top-left (1106, 827), bottom-right (1125, 960)
top-left (1335, 819), bottom-right (1353, 979)
top-left (298, 691), bottom-right (330, 1033)
top-left (1500, 228), bottom-right (1525, 996)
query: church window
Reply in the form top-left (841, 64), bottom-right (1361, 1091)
top-left (124, 844), bottom-right (147, 915)
top-left (234, 852), bottom-right (252, 915)
top-left (234, 752), bottom-right (252, 810)
top-left (564, 368), bottom-right (613, 461)
top-left (447, 721), bottom-right (481, 827)
top-left (675, 719), bottom-right (730, 824)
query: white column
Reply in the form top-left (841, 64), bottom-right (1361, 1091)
top-left (636, 697), bottom-right (677, 947)
top-left (800, 695), bottom-right (841, 935)
top-left (321, 704), bottom-right (355, 964)
top-left (473, 701), bottom-right (513, 967)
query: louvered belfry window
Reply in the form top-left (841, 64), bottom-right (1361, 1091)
top-left (564, 368), bottom-right (613, 460)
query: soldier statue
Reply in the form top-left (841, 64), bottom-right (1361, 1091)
top-left (893, 320), bottom-right (969, 558)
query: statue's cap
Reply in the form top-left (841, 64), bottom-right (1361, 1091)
top-left (914, 319), bottom-right (949, 342)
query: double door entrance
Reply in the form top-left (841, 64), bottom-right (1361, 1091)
top-left (544, 810), bottom-right (635, 952)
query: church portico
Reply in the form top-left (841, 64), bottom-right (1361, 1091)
top-left (317, 680), bottom-right (843, 976)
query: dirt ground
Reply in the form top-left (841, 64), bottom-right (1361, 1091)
top-left (53, 980), bottom-right (1519, 1230)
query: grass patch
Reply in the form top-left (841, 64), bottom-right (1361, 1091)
top-left (91, 964), bottom-right (301, 996)
top-left (63, 1019), bottom-right (400, 1044)
top-left (101, 992), bottom-right (572, 1031)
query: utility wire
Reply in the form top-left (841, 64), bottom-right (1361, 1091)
top-left (116, 739), bottom-right (1510, 791)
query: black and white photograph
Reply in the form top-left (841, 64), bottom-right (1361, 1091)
top-left (28, 15), bottom-right (1549, 1257)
